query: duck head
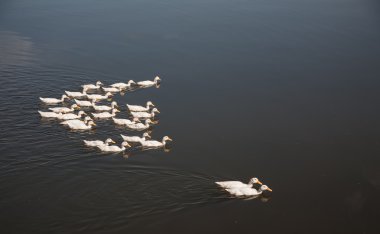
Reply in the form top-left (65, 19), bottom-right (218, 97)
top-left (96, 81), bottom-right (104, 86)
top-left (143, 132), bottom-right (151, 139)
top-left (259, 185), bottom-right (273, 197)
top-left (249, 177), bottom-right (263, 189)
top-left (105, 138), bottom-right (116, 145)
top-left (147, 101), bottom-right (155, 107)
top-left (151, 108), bottom-right (160, 114)
top-left (154, 76), bottom-right (161, 83)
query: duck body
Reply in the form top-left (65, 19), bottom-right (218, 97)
top-left (137, 77), bottom-right (161, 87)
top-left (48, 104), bottom-right (79, 113)
top-left (66, 120), bottom-right (95, 130)
top-left (97, 142), bottom-right (131, 152)
top-left (126, 101), bottom-right (154, 112)
top-left (39, 95), bottom-right (68, 105)
top-left (140, 136), bottom-right (172, 148)
top-left (226, 187), bottom-right (262, 197)
top-left (57, 111), bottom-right (86, 120)
top-left (130, 108), bottom-right (159, 119)
top-left (87, 92), bottom-right (112, 101)
top-left (38, 111), bottom-right (60, 118)
top-left (125, 120), bottom-right (152, 131)
top-left (84, 138), bottom-right (115, 147)
top-left (102, 87), bottom-right (120, 93)
top-left (120, 132), bottom-right (150, 143)
top-left (82, 81), bottom-right (103, 90)
top-left (110, 80), bottom-right (136, 89)
top-left (92, 101), bottom-right (118, 112)
top-left (75, 99), bottom-right (95, 107)
top-left (92, 109), bottom-right (119, 119)
top-left (216, 178), bottom-right (262, 190)
top-left (65, 90), bottom-right (87, 98)
top-left (112, 117), bottom-right (139, 125)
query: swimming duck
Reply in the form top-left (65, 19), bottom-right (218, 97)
top-left (216, 177), bottom-right (263, 190)
top-left (110, 80), bottom-right (136, 89)
top-left (84, 138), bottom-right (116, 147)
top-left (87, 92), bottom-right (113, 101)
top-left (225, 185), bottom-right (273, 197)
top-left (112, 117), bottom-right (141, 125)
top-left (139, 136), bottom-right (172, 148)
top-left (38, 110), bottom-right (60, 118)
top-left (60, 116), bottom-right (93, 125)
top-left (91, 109), bottom-right (120, 119)
top-left (82, 81), bottom-right (103, 90)
top-left (96, 141), bottom-right (131, 152)
top-left (57, 111), bottom-right (86, 120)
top-left (125, 119), bottom-right (153, 131)
top-left (66, 120), bottom-right (96, 130)
top-left (92, 101), bottom-right (118, 111)
top-left (74, 99), bottom-right (96, 107)
top-left (65, 88), bottom-right (88, 98)
top-left (120, 132), bottom-right (151, 143)
top-left (126, 101), bottom-right (155, 112)
top-left (137, 76), bottom-right (161, 87)
top-left (130, 108), bottom-right (160, 119)
top-left (49, 104), bottom-right (80, 113)
top-left (39, 95), bottom-right (68, 104)
top-left (102, 86), bottom-right (121, 93)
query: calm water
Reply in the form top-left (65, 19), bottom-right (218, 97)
top-left (1, 0), bottom-right (380, 233)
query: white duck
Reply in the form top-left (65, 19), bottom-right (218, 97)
top-left (126, 101), bottom-right (155, 112)
top-left (74, 99), bottom-right (96, 107)
top-left (39, 95), bottom-right (68, 105)
top-left (102, 86), bottom-right (120, 93)
top-left (48, 104), bottom-right (80, 113)
top-left (140, 136), bottom-right (172, 148)
top-left (91, 109), bottom-right (120, 119)
top-left (66, 120), bottom-right (96, 130)
top-left (225, 185), bottom-right (272, 197)
top-left (92, 101), bottom-right (118, 111)
top-left (97, 141), bottom-right (131, 153)
top-left (60, 116), bottom-right (93, 125)
top-left (87, 92), bottom-right (113, 101)
top-left (84, 138), bottom-right (116, 147)
top-left (130, 108), bottom-right (160, 119)
top-left (112, 117), bottom-right (140, 125)
top-left (120, 132), bottom-right (151, 143)
top-left (216, 178), bottom-right (263, 190)
top-left (125, 119), bottom-right (153, 131)
top-left (57, 111), bottom-right (86, 120)
top-left (65, 88), bottom-right (88, 98)
top-left (110, 80), bottom-right (136, 89)
top-left (82, 81), bottom-right (103, 90)
top-left (137, 76), bottom-right (161, 87)
top-left (38, 110), bottom-right (60, 118)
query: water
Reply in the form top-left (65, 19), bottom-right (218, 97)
top-left (1, 0), bottom-right (380, 233)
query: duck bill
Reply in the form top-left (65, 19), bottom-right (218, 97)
top-left (267, 188), bottom-right (273, 192)
top-left (257, 181), bottom-right (263, 185)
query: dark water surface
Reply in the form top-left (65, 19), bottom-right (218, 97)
top-left (1, 0), bottom-right (380, 233)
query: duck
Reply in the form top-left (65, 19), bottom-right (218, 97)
top-left (216, 178), bottom-right (263, 190)
top-left (92, 101), bottom-right (118, 111)
top-left (38, 110), bottom-right (60, 118)
top-left (225, 185), bottom-right (273, 197)
top-left (39, 95), bottom-right (68, 104)
top-left (102, 86), bottom-right (121, 93)
top-left (137, 76), bottom-right (161, 87)
top-left (82, 81), bottom-right (103, 90)
top-left (139, 136), bottom-right (172, 148)
top-left (126, 101), bottom-right (155, 112)
top-left (120, 132), bottom-right (151, 143)
top-left (125, 119), bottom-right (153, 131)
top-left (110, 80), bottom-right (136, 89)
top-left (96, 141), bottom-right (131, 153)
top-left (112, 117), bottom-right (141, 125)
top-left (60, 116), bottom-right (93, 125)
top-left (48, 104), bottom-right (80, 113)
top-left (65, 88), bottom-right (88, 98)
top-left (87, 92), bottom-right (113, 101)
top-left (74, 99), bottom-right (96, 107)
top-left (130, 108), bottom-right (160, 119)
top-left (65, 120), bottom-right (96, 130)
top-left (57, 111), bottom-right (86, 120)
top-left (84, 138), bottom-right (116, 147)
top-left (91, 109), bottom-right (120, 119)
